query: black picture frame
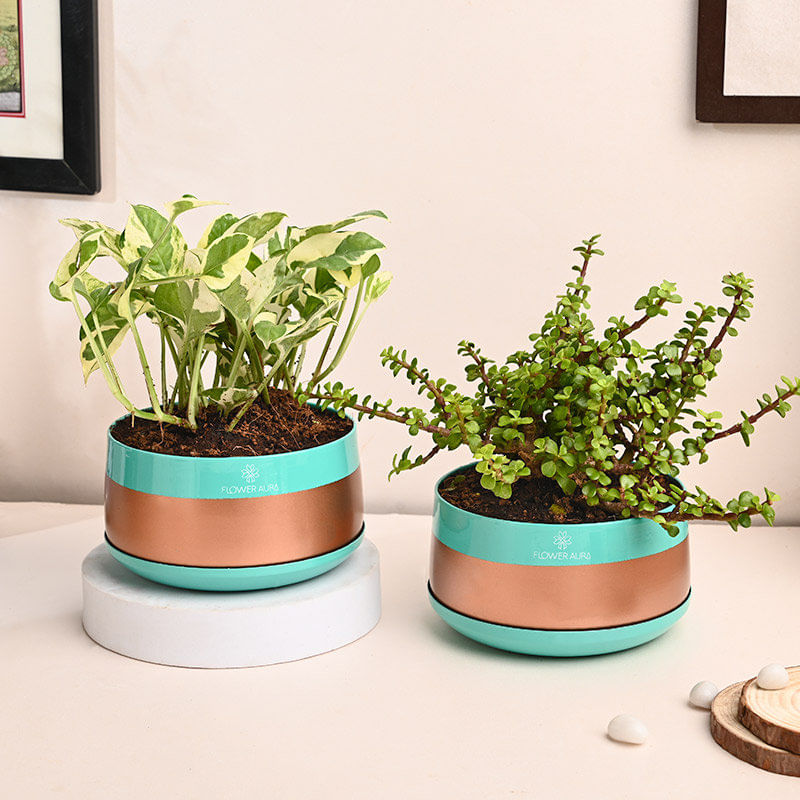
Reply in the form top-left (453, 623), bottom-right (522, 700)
top-left (697, 0), bottom-right (800, 123)
top-left (0, 0), bottom-right (99, 194)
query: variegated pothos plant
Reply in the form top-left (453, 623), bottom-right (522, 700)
top-left (51, 196), bottom-right (391, 430)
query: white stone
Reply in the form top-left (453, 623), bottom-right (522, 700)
top-left (756, 663), bottom-right (790, 690)
top-left (607, 714), bottom-right (648, 745)
top-left (689, 680), bottom-right (719, 709)
top-left (82, 541), bottom-right (381, 668)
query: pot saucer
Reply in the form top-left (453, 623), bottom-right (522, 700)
top-left (105, 527), bottom-right (365, 591)
top-left (428, 584), bottom-right (690, 657)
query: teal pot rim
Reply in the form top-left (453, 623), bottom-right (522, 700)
top-left (105, 526), bottom-right (365, 592)
top-left (433, 464), bottom-right (688, 566)
top-left (429, 584), bottom-right (691, 657)
top-left (106, 409), bottom-right (359, 499)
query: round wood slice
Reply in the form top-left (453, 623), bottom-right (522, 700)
top-left (710, 681), bottom-right (800, 777)
top-left (738, 666), bottom-right (800, 755)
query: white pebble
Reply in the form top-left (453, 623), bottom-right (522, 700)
top-left (757, 663), bottom-right (790, 690)
top-left (689, 680), bottom-right (719, 709)
top-left (607, 714), bottom-right (648, 745)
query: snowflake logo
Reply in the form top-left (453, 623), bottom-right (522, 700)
top-left (553, 532), bottom-right (572, 550)
top-left (241, 464), bottom-right (260, 483)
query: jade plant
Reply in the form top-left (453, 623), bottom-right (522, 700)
top-left (51, 196), bottom-right (391, 430)
top-left (308, 236), bottom-right (799, 534)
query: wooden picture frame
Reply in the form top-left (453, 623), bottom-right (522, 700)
top-left (697, 0), bottom-right (800, 123)
top-left (0, 0), bottom-right (99, 194)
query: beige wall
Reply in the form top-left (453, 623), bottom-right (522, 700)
top-left (2, 1), bottom-right (799, 520)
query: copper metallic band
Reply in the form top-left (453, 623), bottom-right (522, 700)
top-left (429, 536), bottom-right (690, 630)
top-left (105, 468), bottom-right (363, 568)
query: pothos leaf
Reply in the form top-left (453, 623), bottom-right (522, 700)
top-left (194, 231), bottom-right (254, 291)
top-left (79, 293), bottom-right (147, 382)
top-left (212, 259), bottom-right (279, 323)
top-left (299, 210), bottom-right (388, 238)
top-left (252, 312), bottom-right (288, 349)
top-left (200, 386), bottom-right (258, 414)
top-left (121, 204), bottom-right (187, 280)
top-left (233, 211), bottom-right (286, 245)
top-left (164, 195), bottom-right (224, 218)
top-left (365, 270), bottom-right (393, 303)
top-left (198, 213), bottom-right (240, 249)
top-left (152, 280), bottom-right (224, 342)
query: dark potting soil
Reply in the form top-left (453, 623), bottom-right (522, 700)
top-left (439, 465), bottom-right (619, 524)
top-left (109, 389), bottom-right (352, 457)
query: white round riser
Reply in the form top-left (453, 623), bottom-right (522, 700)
top-left (82, 540), bottom-right (381, 668)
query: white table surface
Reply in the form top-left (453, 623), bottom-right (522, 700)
top-left (1, 503), bottom-right (799, 798)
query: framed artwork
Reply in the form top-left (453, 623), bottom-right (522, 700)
top-left (697, 0), bottom-right (800, 122)
top-left (0, 0), bottom-right (99, 194)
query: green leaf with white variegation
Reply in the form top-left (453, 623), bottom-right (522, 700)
top-left (152, 280), bottom-right (224, 342)
top-left (74, 273), bottom-right (114, 307)
top-left (300, 210), bottom-right (388, 238)
top-left (274, 304), bottom-right (338, 352)
top-left (312, 252), bottom-right (381, 295)
top-left (121, 205), bottom-right (187, 280)
top-left (327, 262), bottom-right (364, 290)
top-left (365, 270), bottom-right (393, 303)
top-left (163, 195), bottom-right (224, 218)
top-left (194, 232), bottom-right (255, 291)
top-left (287, 232), bottom-right (350, 266)
top-left (198, 211), bottom-right (285, 250)
top-left (198, 213), bottom-right (239, 249)
top-left (183, 283), bottom-right (225, 342)
top-left (287, 231), bottom-right (385, 271)
top-left (232, 212), bottom-right (286, 245)
top-left (50, 242), bottom-right (81, 300)
top-left (60, 220), bottom-right (124, 263)
top-left (289, 281), bottom-right (345, 320)
top-left (332, 231), bottom-right (385, 263)
top-left (79, 293), bottom-right (147, 382)
top-left (252, 310), bottom-right (288, 351)
top-left (60, 217), bottom-right (118, 238)
top-left (50, 230), bottom-right (113, 299)
top-left (360, 253), bottom-right (382, 280)
top-left (200, 386), bottom-right (258, 414)
top-left (214, 258), bottom-right (279, 324)
top-left (212, 271), bottom-right (256, 324)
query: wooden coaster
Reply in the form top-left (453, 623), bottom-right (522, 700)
top-left (738, 666), bottom-right (800, 755)
top-left (710, 681), bottom-right (800, 777)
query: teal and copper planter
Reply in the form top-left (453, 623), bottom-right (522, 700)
top-left (429, 467), bottom-right (691, 657)
top-left (104, 416), bottom-right (363, 591)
